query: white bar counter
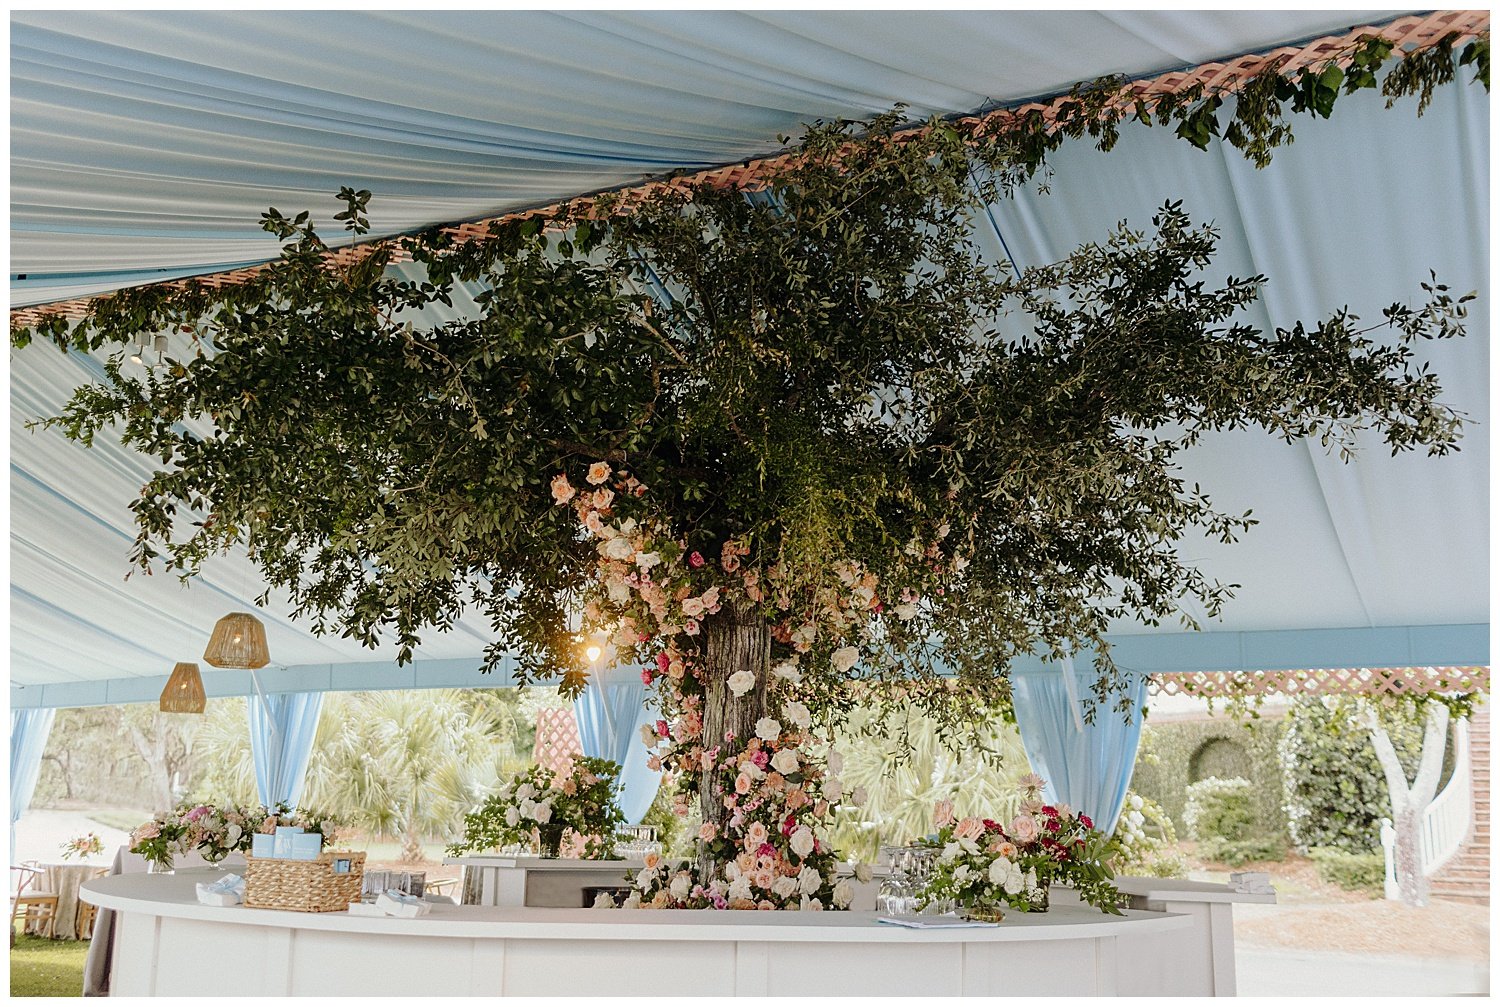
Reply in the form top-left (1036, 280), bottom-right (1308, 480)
top-left (83, 870), bottom-right (1191, 997)
top-left (1110, 877), bottom-right (1277, 996)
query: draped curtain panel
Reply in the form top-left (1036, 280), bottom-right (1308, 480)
top-left (1011, 663), bottom-right (1149, 835)
top-left (573, 673), bottom-right (661, 825)
top-left (11, 706), bottom-right (57, 853)
top-left (248, 691), bottom-right (323, 808)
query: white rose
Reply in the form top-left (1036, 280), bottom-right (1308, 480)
top-left (790, 826), bottom-right (815, 858)
top-left (728, 669), bottom-right (756, 697)
top-left (772, 660), bottom-right (801, 683)
top-left (504, 806), bottom-right (521, 827)
top-left (824, 777), bottom-right (843, 802)
top-left (519, 798), bottom-right (536, 818)
top-left (831, 646), bottom-right (859, 673)
top-left (533, 801), bottom-right (553, 824)
top-left (894, 602), bottom-right (919, 621)
top-left (1130, 794), bottom-right (1144, 811)
top-left (798, 866), bottom-right (821, 895)
top-left (517, 783), bottom-right (535, 801)
top-left (988, 857), bottom-right (1012, 886)
top-left (622, 891), bottom-right (643, 909)
top-left (640, 724), bottom-right (657, 746)
top-left (832, 880), bottom-right (854, 908)
top-left (670, 873), bottom-right (691, 900)
top-left (854, 863), bottom-right (874, 884)
top-left (804, 898), bottom-right (824, 912)
top-left (728, 876), bottom-right (753, 902)
top-left (755, 717), bottom-right (782, 741)
top-left (592, 891), bottom-right (615, 909)
top-left (607, 579), bottom-right (631, 605)
top-left (1003, 870), bottom-right (1023, 896)
top-left (851, 786), bottom-right (868, 807)
top-left (604, 536), bottom-right (634, 560)
top-left (941, 842), bottom-right (962, 862)
top-left (636, 552), bottom-right (661, 571)
top-left (724, 861), bottom-right (741, 881)
top-left (954, 865), bottom-right (971, 883)
top-left (783, 701), bottom-right (812, 730)
top-left (770, 748), bottom-right (800, 775)
top-left (772, 875), bottom-right (799, 899)
top-left (225, 824), bottom-right (242, 844)
top-left (827, 750), bottom-right (844, 775)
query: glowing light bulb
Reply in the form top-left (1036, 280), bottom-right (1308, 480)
top-left (585, 645), bottom-right (602, 664)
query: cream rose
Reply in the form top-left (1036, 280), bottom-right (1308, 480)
top-left (773, 875), bottom-right (800, 899)
top-left (586, 461), bottom-right (612, 485)
top-left (783, 701), bottom-right (812, 730)
top-left (771, 660), bottom-right (802, 683)
top-left (790, 826), bottom-right (815, 858)
top-left (754, 717), bottom-right (782, 741)
top-left (831, 880), bottom-right (854, 908)
top-left (770, 748), bottom-right (799, 775)
top-left (1007, 814), bottom-right (1039, 844)
top-left (728, 669), bottom-right (756, 697)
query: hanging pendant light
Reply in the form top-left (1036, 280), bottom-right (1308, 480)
top-left (160, 662), bottom-right (206, 714)
top-left (203, 611), bottom-right (271, 669)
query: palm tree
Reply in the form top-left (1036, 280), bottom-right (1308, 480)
top-left (829, 707), bottom-right (1032, 861)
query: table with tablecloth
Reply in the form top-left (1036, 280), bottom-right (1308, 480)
top-left (23, 863), bottom-right (108, 940)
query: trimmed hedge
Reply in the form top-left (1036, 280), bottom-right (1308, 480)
top-left (1131, 715), bottom-right (1288, 841)
top-left (1198, 835), bottom-right (1288, 867)
top-left (1184, 776), bottom-right (1256, 842)
top-left (1308, 846), bottom-right (1385, 894)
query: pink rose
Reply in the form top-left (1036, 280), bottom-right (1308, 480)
top-left (933, 799), bottom-right (956, 828)
top-left (698, 823), bottom-right (718, 842)
top-left (735, 774), bottom-right (753, 795)
top-left (656, 719), bottom-right (671, 738)
top-left (954, 817), bottom-right (985, 840)
top-left (688, 551), bottom-right (705, 568)
top-left (641, 668), bottom-right (654, 686)
top-left (1007, 814), bottom-right (1040, 844)
top-left (656, 652), bottom-right (671, 672)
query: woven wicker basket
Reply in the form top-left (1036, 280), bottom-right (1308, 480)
top-left (244, 851), bottom-right (366, 913)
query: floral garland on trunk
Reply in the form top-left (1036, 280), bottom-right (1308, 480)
top-left (555, 462), bottom-right (902, 910)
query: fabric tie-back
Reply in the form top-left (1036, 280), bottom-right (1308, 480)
top-left (1011, 659), bottom-right (1149, 834)
top-left (573, 671), bottom-right (661, 825)
top-left (11, 707), bottom-right (56, 856)
top-left (249, 691), bottom-right (323, 807)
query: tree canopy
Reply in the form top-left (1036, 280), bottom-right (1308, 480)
top-left (15, 98), bottom-right (1472, 735)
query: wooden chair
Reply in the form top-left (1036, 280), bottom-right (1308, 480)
top-left (10, 864), bottom-right (58, 943)
top-left (76, 866), bottom-right (107, 939)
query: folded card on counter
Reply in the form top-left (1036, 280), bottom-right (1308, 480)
top-left (195, 874), bottom-right (246, 906)
top-left (251, 833), bottom-right (275, 857)
top-left (290, 833), bottom-right (322, 860)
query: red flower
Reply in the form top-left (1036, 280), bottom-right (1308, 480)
top-left (982, 819), bottom-right (1000, 831)
top-left (1079, 814), bottom-right (1093, 830)
top-left (688, 551), bottom-right (705, 568)
top-left (1041, 805), bottom-right (1057, 816)
top-left (656, 652), bottom-right (671, 672)
top-left (781, 813), bottom-right (796, 836)
top-left (656, 719), bottom-right (671, 738)
top-left (641, 668), bottom-right (655, 686)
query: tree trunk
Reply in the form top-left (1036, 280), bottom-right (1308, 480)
top-left (697, 598), bottom-right (772, 879)
top-left (1393, 805), bottom-right (1428, 906)
top-left (1365, 701), bottom-right (1449, 908)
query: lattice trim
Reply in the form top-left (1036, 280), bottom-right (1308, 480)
top-left (1152, 665), bottom-right (1490, 699)
top-left (10, 10), bottom-right (1488, 328)
top-left (530, 706), bottom-right (583, 774)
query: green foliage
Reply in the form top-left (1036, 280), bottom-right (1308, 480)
top-left (1131, 718), bottom-right (1288, 840)
top-left (13, 76), bottom-right (1476, 743)
top-left (447, 757), bottom-right (626, 860)
top-left (1107, 791), bottom-right (1186, 878)
top-left (1278, 696), bottom-right (1437, 853)
top-left (1183, 776), bottom-right (1256, 842)
top-left (1308, 846), bottom-right (1386, 894)
top-left (1197, 835), bottom-right (1288, 867)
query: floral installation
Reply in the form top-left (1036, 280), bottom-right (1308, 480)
top-left (128, 802), bottom-right (336, 870)
top-left (555, 463), bottom-right (907, 909)
top-left (60, 832), bottom-right (104, 861)
top-left (918, 774), bottom-right (1122, 914)
top-left (447, 757), bottom-right (626, 860)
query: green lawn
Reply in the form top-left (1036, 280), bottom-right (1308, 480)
top-left (10, 927), bottom-right (87, 997)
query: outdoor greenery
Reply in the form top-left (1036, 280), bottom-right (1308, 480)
top-left (1278, 696), bottom-right (1436, 853)
top-left (10, 929), bottom-right (87, 997)
top-left (1183, 776), bottom-right (1257, 842)
top-left (1107, 791), bottom-right (1187, 878)
top-left (1308, 846), bottom-right (1386, 895)
top-left (1131, 717), bottom-right (1288, 839)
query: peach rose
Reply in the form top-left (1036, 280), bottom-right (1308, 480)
top-left (955, 817), bottom-right (985, 841)
top-left (933, 799), bottom-right (955, 828)
top-left (1007, 814), bottom-right (1040, 844)
top-left (550, 473), bottom-right (576, 505)
top-left (735, 774), bottom-right (753, 795)
top-left (698, 822), bottom-right (718, 842)
top-left (586, 461), bottom-right (612, 485)
top-left (643, 851), bottom-right (662, 870)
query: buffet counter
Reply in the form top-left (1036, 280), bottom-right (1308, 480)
top-left (82, 871), bottom-right (1192, 997)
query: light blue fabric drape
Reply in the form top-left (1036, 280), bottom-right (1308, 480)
top-left (11, 707), bottom-right (56, 855)
top-left (1011, 660), bottom-right (1149, 834)
top-left (249, 691), bottom-right (323, 808)
top-left (573, 671), bottom-right (661, 824)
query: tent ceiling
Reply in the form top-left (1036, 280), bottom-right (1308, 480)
top-left (12, 9), bottom-right (1402, 305)
top-left (8, 11), bottom-right (1487, 708)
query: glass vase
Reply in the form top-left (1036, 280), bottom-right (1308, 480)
top-left (536, 824), bottom-right (566, 858)
top-left (200, 847), bottom-right (231, 871)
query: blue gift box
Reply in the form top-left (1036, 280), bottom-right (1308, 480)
top-left (251, 833), bottom-right (275, 857)
top-left (290, 832), bottom-right (322, 860)
top-left (273, 825), bottom-right (304, 859)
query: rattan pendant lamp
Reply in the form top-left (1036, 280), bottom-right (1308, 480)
top-left (203, 611), bottom-right (271, 669)
top-left (159, 662), bottom-right (207, 713)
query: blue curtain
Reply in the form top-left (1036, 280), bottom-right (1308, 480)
top-left (573, 672), bottom-right (661, 825)
top-left (1011, 659), bottom-right (1148, 834)
top-left (11, 707), bottom-right (56, 856)
top-left (249, 692), bottom-right (323, 808)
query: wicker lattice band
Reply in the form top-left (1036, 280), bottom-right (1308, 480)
top-left (1152, 665), bottom-right (1489, 699)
